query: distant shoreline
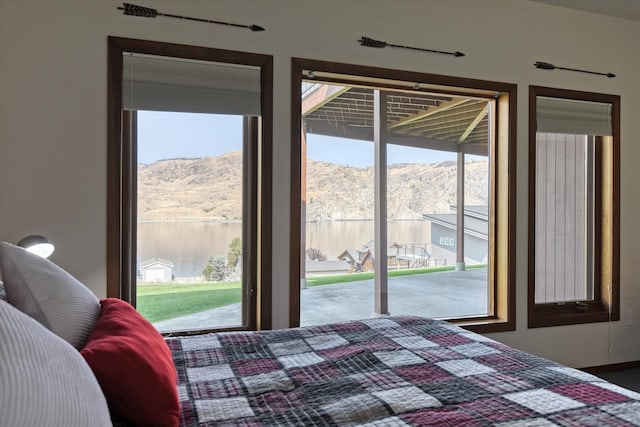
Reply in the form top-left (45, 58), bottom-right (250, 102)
top-left (138, 218), bottom-right (426, 224)
top-left (138, 219), bottom-right (242, 224)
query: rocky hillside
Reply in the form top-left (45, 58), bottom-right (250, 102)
top-left (305, 159), bottom-right (488, 220)
top-left (138, 152), bottom-right (243, 221)
top-left (138, 151), bottom-right (488, 221)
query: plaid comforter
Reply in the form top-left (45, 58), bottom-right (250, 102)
top-left (166, 316), bottom-right (640, 426)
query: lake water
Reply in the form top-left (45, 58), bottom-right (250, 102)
top-left (137, 220), bottom-right (431, 278)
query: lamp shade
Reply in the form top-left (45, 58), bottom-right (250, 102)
top-left (16, 235), bottom-right (55, 259)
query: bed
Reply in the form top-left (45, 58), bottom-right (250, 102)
top-left (2, 240), bottom-right (640, 427)
top-left (167, 315), bottom-right (640, 426)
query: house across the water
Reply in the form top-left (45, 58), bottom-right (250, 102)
top-left (423, 205), bottom-right (488, 264)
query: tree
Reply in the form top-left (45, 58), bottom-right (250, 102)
top-left (202, 256), bottom-right (214, 281)
top-left (306, 247), bottom-right (327, 261)
top-left (228, 237), bottom-right (242, 268)
top-left (202, 256), bottom-right (226, 282)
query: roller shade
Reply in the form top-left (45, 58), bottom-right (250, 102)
top-left (123, 53), bottom-right (260, 115)
top-left (537, 96), bottom-right (612, 136)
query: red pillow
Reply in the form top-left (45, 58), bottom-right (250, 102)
top-left (81, 298), bottom-right (179, 427)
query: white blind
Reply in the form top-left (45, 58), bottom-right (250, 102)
top-left (537, 96), bottom-right (612, 136)
top-left (535, 133), bottom-right (591, 304)
top-left (123, 54), bottom-right (260, 115)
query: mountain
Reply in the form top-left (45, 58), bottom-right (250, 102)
top-left (137, 151), bottom-right (488, 221)
top-left (138, 152), bottom-right (243, 221)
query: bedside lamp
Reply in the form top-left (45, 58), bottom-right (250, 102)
top-left (17, 235), bottom-right (55, 259)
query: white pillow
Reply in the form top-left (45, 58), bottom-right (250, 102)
top-left (0, 242), bottom-right (100, 349)
top-left (0, 299), bottom-right (112, 427)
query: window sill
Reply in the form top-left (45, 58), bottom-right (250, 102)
top-left (452, 316), bottom-right (516, 334)
top-left (528, 310), bottom-right (618, 328)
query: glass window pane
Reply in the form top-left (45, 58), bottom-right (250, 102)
top-left (299, 80), bottom-right (493, 325)
top-left (300, 83), bottom-right (376, 326)
top-left (135, 112), bottom-right (245, 332)
top-left (387, 144), bottom-right (490, 319)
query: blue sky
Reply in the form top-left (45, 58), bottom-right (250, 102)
top-left (306, 134), bottom-right (457, 168)
top-left (138, 111), bottom-right (464, 167)
top-left (137, 111), bottom-right (243, 164)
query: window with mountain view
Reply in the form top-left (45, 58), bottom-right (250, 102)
top-left (292, 61), bottom-right (517, 333)
top-left (107, 38), bottom-right (273, 334)
top-left (135, 111), bottom-right (247, 332)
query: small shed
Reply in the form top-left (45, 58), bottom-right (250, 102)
top-left (140, 257), bottom-right (174, 282)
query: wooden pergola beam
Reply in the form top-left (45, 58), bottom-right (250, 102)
top-left (388, 98), bottom-right (470, 129)
top-left (458, 104), bottom-right (489, 143)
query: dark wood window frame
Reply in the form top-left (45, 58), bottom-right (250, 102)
top-left (290, 58), bottom-right (518, 334)
top-left (528, 86), bottom-right (620, 328)
top-left (107, 36), bottom-right (273, 332)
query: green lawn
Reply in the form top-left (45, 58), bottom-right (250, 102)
top-left (139, 264), bottom-right (487, 323)
top-left (137, 282), bottom-right (241, 322)
top-left (306, 264), bottom-right (486, 286)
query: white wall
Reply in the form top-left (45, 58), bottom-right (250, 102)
top-left (1, 0), bottom-right (639, 368)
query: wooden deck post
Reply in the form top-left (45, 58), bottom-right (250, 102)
top-left (374, 90), bottom-right (389, 316)
top-left (456, 151), bottom-right (466, 271)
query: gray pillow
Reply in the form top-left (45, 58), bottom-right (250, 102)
top-left (0, 242), bottom-right (100, 349)
top-left (0, 282), bottom-right (6, 302)
top-left (0, 299), bottom-right (112, 426)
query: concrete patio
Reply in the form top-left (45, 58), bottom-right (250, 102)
top-left (153, 268), bottom-right (488, 333)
